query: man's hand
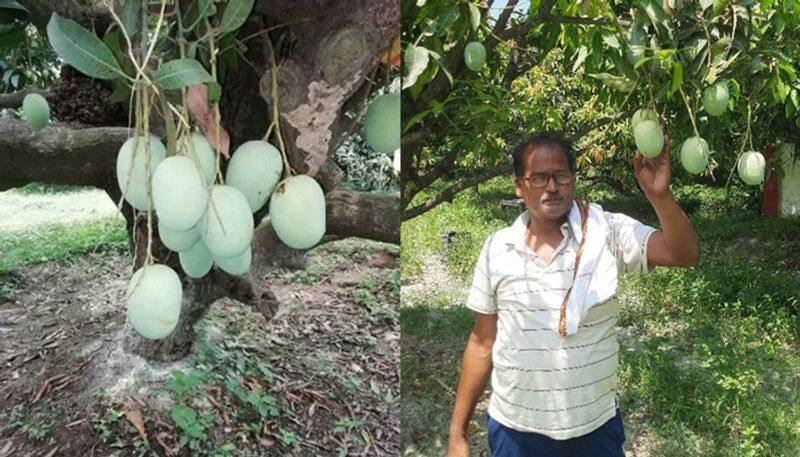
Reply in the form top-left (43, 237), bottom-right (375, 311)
top-left (448, 313), bottom-right (496, 457)
top-left (447, 434), bottom-right (470, 457)
top-left (633, 116), bottom-right (672, 201)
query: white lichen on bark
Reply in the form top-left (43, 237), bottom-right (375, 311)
top-left (281, 74), bottom-right (361, 176)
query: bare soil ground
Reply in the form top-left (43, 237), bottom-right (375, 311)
top-left (0, 239), bottom-right (399, 456)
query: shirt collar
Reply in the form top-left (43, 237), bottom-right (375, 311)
top-left (507, 210), bottom-right (572, 254)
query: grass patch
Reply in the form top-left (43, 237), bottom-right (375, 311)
top-left (401, 182), bottom-right (800, 456)
top-left (9, 183), bottom-right (96, 195)
top-left (401, 295), bottom-right (477, 455)
top-left (0, 217), bottom-right (129, 274)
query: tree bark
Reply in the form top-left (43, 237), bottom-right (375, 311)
top-left (0, 88), bottom-right (51, 109)
top-left (326, 190), bottom-right (400, 243)
top-left (255, 0), bottom-right (398, 178)
top-left (0, 121), bottom-right (128, 191)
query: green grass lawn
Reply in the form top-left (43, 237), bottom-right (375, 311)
top-left (401, 179), bottom-right (800, 456)
top-left (0, 217), bottom-right (129, 275)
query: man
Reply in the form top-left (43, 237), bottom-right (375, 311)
top-left (446, 126), bottom-right (700, 457)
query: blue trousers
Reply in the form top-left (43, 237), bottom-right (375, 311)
top-left (487, 409), bottom-right (626, 457)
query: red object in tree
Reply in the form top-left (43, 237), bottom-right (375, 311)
top-left (762, 144), bottom-right (780, 218)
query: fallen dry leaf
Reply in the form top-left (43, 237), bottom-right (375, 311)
top-left (258, 436), bottom-right (276, 448)
top-left (154, 432), bottom-right (175, 456)
top-left (122, 397), bottom-right (148, 442)
top-left (0, 440), bottom-right (14, 457)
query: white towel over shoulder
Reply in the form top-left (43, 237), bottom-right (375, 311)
top-left (563, 200), bottom-right (617, 336)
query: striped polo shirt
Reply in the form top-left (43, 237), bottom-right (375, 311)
top-left (466, 209), bottom-right (657, 440)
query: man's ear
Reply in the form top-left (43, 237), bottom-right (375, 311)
top-left (514, 179), bottom-right (523, 198)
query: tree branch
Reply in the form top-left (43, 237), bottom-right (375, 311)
top-left (548, 14), bottom-right (618, 27)
top-left (403, 164), bottom-right (512, 221)
top-left (569, 108), bottom-right (634, 143)
top-left (0, 88), bottom-right (52, 109)
top-left (500, 0), bottom-right (625, 43)
top-left (402, 147), bottom-right (460, 207)
top-left (0, 120), bottom-right (129, 191)
top-left (326, 190), bottom-right (400, 243)
top-left (0, 118), bottom-right (397, 244)
top-left (491, 0), bottom-right (520, 38)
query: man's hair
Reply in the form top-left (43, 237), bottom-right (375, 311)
top-left (511, 132), bottom-right (576, 177)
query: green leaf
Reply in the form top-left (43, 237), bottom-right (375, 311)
top-left (435, 6), bottom-right (460, 36)
top-left (109, 80), bottom-right (131, 104)
top-left (0, 24), bottom-right (23, 49)
top-left (639, 0), bottom-right (671, 36)
top-left (669, 61), bottom-right (683, 96)
top-left (120, 0), bottom-right (140, 38)
top-left (572, 45), bottom-right (589, 73)
top-left (420, 18), bottom-right (437, 37)
top-left (403, 109), bottom-right (431, 133)
top-left (774, 75), bottom-right (788, 102)
top-left (0, 0), bottom-right (28, 25)
top-left (402, 45), bottom-right (429, 90)
top-left (602, 34), bottom-right (620, 49)
top-left (154, 58), bottom-right (214, 90)
top-left (219, 0), bottom-right (254, 35)
top-left (206, 81), bottom-right (222, 104)
top-left (633, 56), bottom-right (656, 69)
top-left (170, 404), bottom-right (205, 440)
top-left (183, 0), bottom-right (213, 33)
top-left (46, 13), bottom-right (124, 80)
top-left (467, 3), bottom-right (480, 31)
top-left (166, 370), bottom-right (204, 397)
top-left (588, 72), bottom-right (637, 92)
top-left (102, 29), bottom-right (135, 78)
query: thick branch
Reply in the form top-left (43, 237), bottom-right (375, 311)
top-left (403, 164), bottom-right (512, 221)
top-left (326, 190), bottom-right (399, 244)
top-left (491, 0), bottom-right (520, 39)
top-left (0, 119), bottom-right (129, 191)
top-left (502, 0), bottom-right (625, 42)
top-left (249, 190), bottom-right (400, 274)
top-left (403, 148), bottom-right (460, 207)
top-left (0, 88), bottom-right (52, 109)
top-left (0, 119), bottom-right (397, 245)
top-left (583, 175), bottom-right (634, 198)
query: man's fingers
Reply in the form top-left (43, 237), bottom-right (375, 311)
top-left (633, 151), bottom-right (643, 173)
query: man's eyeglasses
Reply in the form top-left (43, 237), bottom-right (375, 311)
top-left (517, 171), bottom-right (574, 188)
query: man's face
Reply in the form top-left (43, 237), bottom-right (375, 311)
top-left (514, 144), bottom-right (575, 222)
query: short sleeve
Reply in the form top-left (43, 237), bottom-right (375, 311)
top-left (465, 235), bottom-right (497, 314)
top-left (604, 211), bottom-right (658, 276)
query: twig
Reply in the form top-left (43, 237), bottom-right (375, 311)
top-left (678, 85), bottom-right (699, 137)
top-left (263, 36), bottom-right (294, 177)
top-left (725, 98), bottom-right (752, 188)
